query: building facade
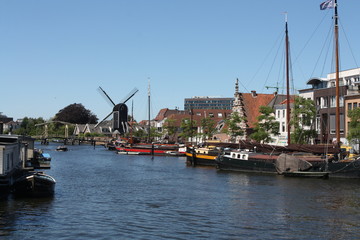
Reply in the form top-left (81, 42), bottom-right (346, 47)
top-left (184, 97), bottom-right (233, 111)
top-left (303, 67), bottom-right (360, 144)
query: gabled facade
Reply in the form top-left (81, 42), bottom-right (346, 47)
top-left (73, 121), bottom-right (113, 136)
top-left (232, 79), bottom-right (280, 142)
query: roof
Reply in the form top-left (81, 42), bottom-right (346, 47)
top-left (279, 98), bottom-right (295, 105)
top-left (153, 108), bottom-right (186, 121)
top-left (241, 93), bottom-right (275, 128)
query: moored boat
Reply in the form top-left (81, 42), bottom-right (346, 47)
top-left (12, 171), bottom-right (56, 197)
top-left (116, 143), bottom-right (181, 156)
top-left (275, 152), bottom-right (360, 179)
top-left (216, 149), bottom-right (279, 173)
top-left (186, 146), bottom-right (221, 166)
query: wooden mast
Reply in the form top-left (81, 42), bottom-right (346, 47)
top-left (285, 13), bottom-right (291, 145)
top-left (148, 79), bottom-right (151, 143)
top-left (334, 0), bottom-right (340, 144)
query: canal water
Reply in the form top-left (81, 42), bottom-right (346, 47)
top-left (1, 143), bottom-right (360, 240)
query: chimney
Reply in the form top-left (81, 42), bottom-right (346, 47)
top-left (251, 90), bottom-right (257, 97)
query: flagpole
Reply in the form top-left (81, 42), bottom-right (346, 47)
top-left (334, 0), bottom-right (340, 144)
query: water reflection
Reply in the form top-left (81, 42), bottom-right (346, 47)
top-left (2, 143), bottom-right (360, 239)
top-left (0, 196), bottom-right (54, 237)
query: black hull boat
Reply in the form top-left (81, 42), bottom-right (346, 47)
top-left (215, 150), bottom-right (279, 173)
top-left (276, 153), bottom-right (360, 179)
top-left (12, 172), bottom-right (56, 197)
top-left (217, 150), bottom-right (360, 178)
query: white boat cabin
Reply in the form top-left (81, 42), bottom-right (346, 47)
top-left (229, 151), bottom-right (249, 160)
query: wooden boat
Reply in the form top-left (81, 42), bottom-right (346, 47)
top-left (275, 153), bottom-right (330, 178)
top-left (276, 1), bottom-right (360, 179)
top-left (12, 171), bottom-right (56, 197)
top-left (217, 3), bottom-right (360, 179)
top-left (186, 146), bottom-right (220, 166)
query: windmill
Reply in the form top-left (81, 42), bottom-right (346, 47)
top-left (95, 86), bottom-right (138, 134)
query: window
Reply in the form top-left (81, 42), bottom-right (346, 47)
top-left (348, 103), bottom-right (352, 111)
top-left (321, 97), bottom-right (329, 108)
top-left (218, 113), bottom-right (223, 118)
top-left (354, 103), bottom-right (358, 109)
top-left (330, 114), bottom-right (345, 134)
top-left (330, 96), bottom-right (336, 107)
top-left (330, 114), bottom-right (336, 134)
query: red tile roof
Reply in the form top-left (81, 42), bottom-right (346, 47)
top-left (242, 93), bottom-right (275, 128)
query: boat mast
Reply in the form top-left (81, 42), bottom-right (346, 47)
top-left (334, 0), bottom-right (340, 144)
top-left (285, 13), bottom-right (291, 145)
top-left (148, 79), bottom-right (151, 143)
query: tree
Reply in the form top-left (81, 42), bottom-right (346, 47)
top-left (223, 112), bottom-right (245, 142)
top-left (290, 97), bottom-right (317, 144)
top-left (14, 117), bottom-right (46, 136)
top-left (133, 128), bottom-right (146, 139)
top-left (250, 106), bottom-right (279, 143)
top-left (200, 116), bottom-right (217, 140)
top-left (163, 118), bottom-right (178, 143)
top-left (347, 108), bottom-right (360, 141)
top-left (54, 103), bottom-right (98, 124)
top-left (179, 118), bottom-right (196, 143)
top-left (149, 127), bottom-right (162, 141)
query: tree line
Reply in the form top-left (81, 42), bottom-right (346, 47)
top-left (10, 97), bottom-right (360, 144)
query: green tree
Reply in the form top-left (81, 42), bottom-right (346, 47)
top-left (54, 103), bottom-right (98, 124)
top-left (290, 96), bottom-right (317, 144)
top-left (14, 117), bottom-right (46, 136)
top-left (133, 128), bottom-right (146, 139)
top-left (250, 106), bottom-right (279, 143)
top-left (179, 118), bottom-right (196, 142)
top-left (149, 127), bottom-right (162, 141)
top-left (163, 118), bottom-right (178, 143)
top-left (223, 112), bottom-right (245, 142)
top-left (347, 108), bottom-right (360, 141)
top-left (200, 116), bottom-right (217, 140)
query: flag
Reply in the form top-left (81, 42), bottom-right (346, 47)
top-left (320, 0), bottom-right (335, 10)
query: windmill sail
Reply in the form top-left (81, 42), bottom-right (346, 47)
top-left (96, 86), bottom-right (138, 134)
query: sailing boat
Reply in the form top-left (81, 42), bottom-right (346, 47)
top-left (276, 0), bottom-right (360, 178)
top-left (217, 2), bottom-right (360, 178)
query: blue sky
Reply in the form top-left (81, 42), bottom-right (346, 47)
top-left (1, 0), bottom-right (359, 122)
